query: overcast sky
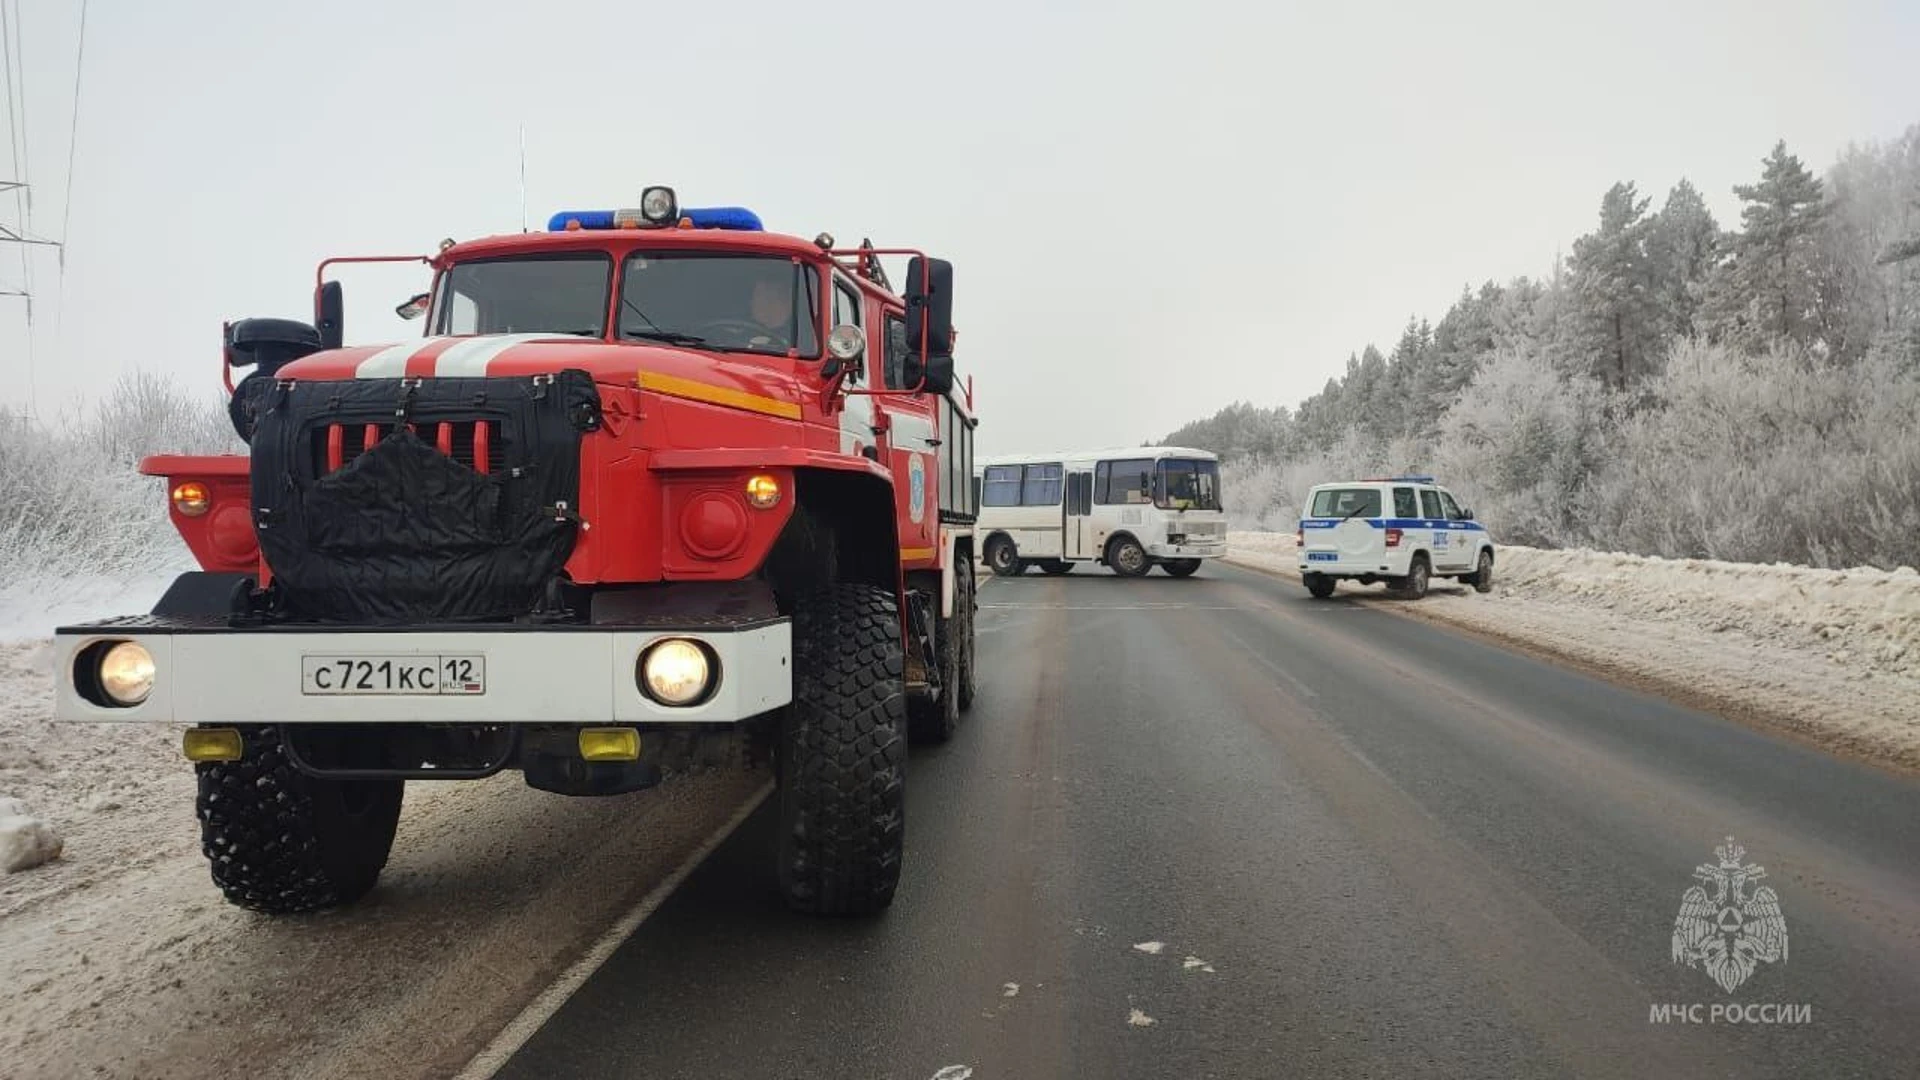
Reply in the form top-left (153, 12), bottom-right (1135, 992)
top-left (3, 0), bottom-right (1917, 455)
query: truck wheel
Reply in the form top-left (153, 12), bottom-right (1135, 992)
top-left (778, 583), bottom-right (907, 916)
top-left (1305, 573), bottom-right (1337, 599)
top-left (1107, 536), bottom-right (1149, 577)
top-left (985, 537), bottom-right (1023, 577)
top-left (196, 725), bottom-right (404, 915)
top-left (1160, 559), bottom-right (1202, 577)
top-left (957, 560), bottom-right (977, 712)
top-left (1039, 561), bottom-right (1072, 575)
top-left (1396, 555), bottom-right (1431, 600)
top-left (1469, 550), bottom-right (1494, 593)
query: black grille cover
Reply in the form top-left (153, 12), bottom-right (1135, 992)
top-left (242, 370), bottom-right (601, 623)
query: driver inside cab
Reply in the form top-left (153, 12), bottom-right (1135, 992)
top-left (737, 277), bottom-right (792, 351)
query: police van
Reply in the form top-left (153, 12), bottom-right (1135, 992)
top-left (1295, 476), bottom-right (1493, 599)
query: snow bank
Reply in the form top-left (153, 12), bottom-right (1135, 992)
top-left (1224, 530), bottom-right (1920, 769)
top-left (0, 797), bottom-right (64, 873)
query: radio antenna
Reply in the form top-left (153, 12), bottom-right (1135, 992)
top-left (518, 124), bottom-right (527, 232)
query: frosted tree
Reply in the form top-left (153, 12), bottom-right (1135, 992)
top-left (1644, 179), bottom-right (1722, 341)
top-left (1424, 285), bottom-right (1498, 415)
top-left (1566, 182), bottom-right (1662, 388)
top-left (1698, 141), bottom-right (1828, 351)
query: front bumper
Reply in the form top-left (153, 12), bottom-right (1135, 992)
top-left (1149, 541), bottom-right (1227, 559)
top-left (52, 616), bottom-right (791, 725)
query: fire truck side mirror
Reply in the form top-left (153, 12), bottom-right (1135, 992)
top-left (903, 257), bottom-right (953, 358)
top-left (316, 280), bottom-right (345, 350)
top-left (915, 353), bottom-right (955, 397)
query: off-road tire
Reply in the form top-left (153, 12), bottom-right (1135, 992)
top-left (778, 584), bottom-right (908, 916)
top-left (957, 560), bottom-right (978, 712)
top-left (1040, 560), bottom-right (1073, 575)
top-left (986, 537), bottom-right (1023, 577)
top-left (1305, 573), bottom-right (1337, 599)
top-left (196, 725), bottom-right (404, 915)
top-left (1107, 536), bottom-right (1150, 577)
top-left (1161, 559), bottom-right (1202, 577)
top-left (1395, 555), bottom-right (1431, 600)
top-left (1468, 550), bottom-right (1494, 593)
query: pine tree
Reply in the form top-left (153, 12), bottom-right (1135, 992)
top-left (1427, 283), bottom-right (1500, 413)
top-left (1698, 141), bottom-right (1828, 350)
top-left (1565, 182), bottom-right (1662, 389)
top-left (1644, 179), bottom-right (1721, 340)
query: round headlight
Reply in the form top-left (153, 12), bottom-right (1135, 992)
top-left (639, 639), bottom-right (713, 706)
top-left (640, 186), bottom-right (678, 223)
top-left (98, 641), bottom-right (156, 706)
top-left (827, 324), bottom-right (865, 362)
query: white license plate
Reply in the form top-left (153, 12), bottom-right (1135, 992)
top-left (300, 654), bottom-right (486, 696)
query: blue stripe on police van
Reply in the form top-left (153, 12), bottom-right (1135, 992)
top-left (1298, 518), bottom-right (1488, 532)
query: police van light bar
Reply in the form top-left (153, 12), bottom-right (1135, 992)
top-left (1362, 474), bottom-right (1437, 484)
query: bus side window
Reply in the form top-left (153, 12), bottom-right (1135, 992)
top-left (982, 465), bottom-right (1023, 507)
top-left (1022, 463), bottom-right (1062, 506)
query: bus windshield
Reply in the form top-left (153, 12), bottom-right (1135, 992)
top-left (1155, 458), bottom-right (1221, 511)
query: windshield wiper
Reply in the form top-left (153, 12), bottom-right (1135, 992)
top-left (623, 328), bottom-right (708, 346)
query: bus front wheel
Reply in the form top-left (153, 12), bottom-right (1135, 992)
top-left (1107, 537), bottom-right (1150, 577)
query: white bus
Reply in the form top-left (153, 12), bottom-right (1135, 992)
top-left (972, 446), bottom-right (1228, 577)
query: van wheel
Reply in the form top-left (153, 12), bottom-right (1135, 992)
top-left (1305, 573), bottom-right (1336, 599)
top-left (1040, 561), bottom-right (1072, 575)
top-left (1107, 536), bottom-right (1149, 577)
top-left (1160, 559), bottom-right (1202, 578)
top-left (1468, 550), bottom-right (1494, 593)
top-left (1396, 556), bottom-right (1431, 600)
top-left (985, 537), bottom-right (1023, 577)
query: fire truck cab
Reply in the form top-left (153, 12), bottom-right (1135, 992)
top-left (51, 187), bottom-right (978, 918)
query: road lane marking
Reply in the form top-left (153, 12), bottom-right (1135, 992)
top-left (980, 603), bottom-right (1244, 611)
top-left (1217, 627), bottom-right (1320, 700)
top-left (453, 782), bottom-right (774, 1080)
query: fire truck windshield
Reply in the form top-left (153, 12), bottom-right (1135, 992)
top-left (618, 253), bottom-right (821, 358)
top-left (433, 253), bottom-right (613, 337)
top-left (1155, 458), bottom-right (1221, 511)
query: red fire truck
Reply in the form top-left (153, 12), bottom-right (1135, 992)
top-left (51, 187), bottom-right (978, 917)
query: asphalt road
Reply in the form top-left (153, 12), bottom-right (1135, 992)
top-left (498, 560), bottom-right (1920, 1080)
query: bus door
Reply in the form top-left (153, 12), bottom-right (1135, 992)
top-left (1064, 470), bottom-right (1096, 559)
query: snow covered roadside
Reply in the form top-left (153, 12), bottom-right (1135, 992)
top-left (0, 586), bottom-right (765, 1080)
top-left (1223, 530), bottom-right (1920, 772)
top-left (0, 573), bottom-right (188, 883)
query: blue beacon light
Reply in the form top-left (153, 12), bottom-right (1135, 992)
top-left (547, 206), bottom-right (764, 232)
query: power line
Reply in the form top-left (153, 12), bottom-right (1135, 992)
top-left (59, 0), bottom-right (82, 263)
top-left (54, 0), bottom-right (84, 361)
top-left (2, 0), bottom-right (38, 413)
